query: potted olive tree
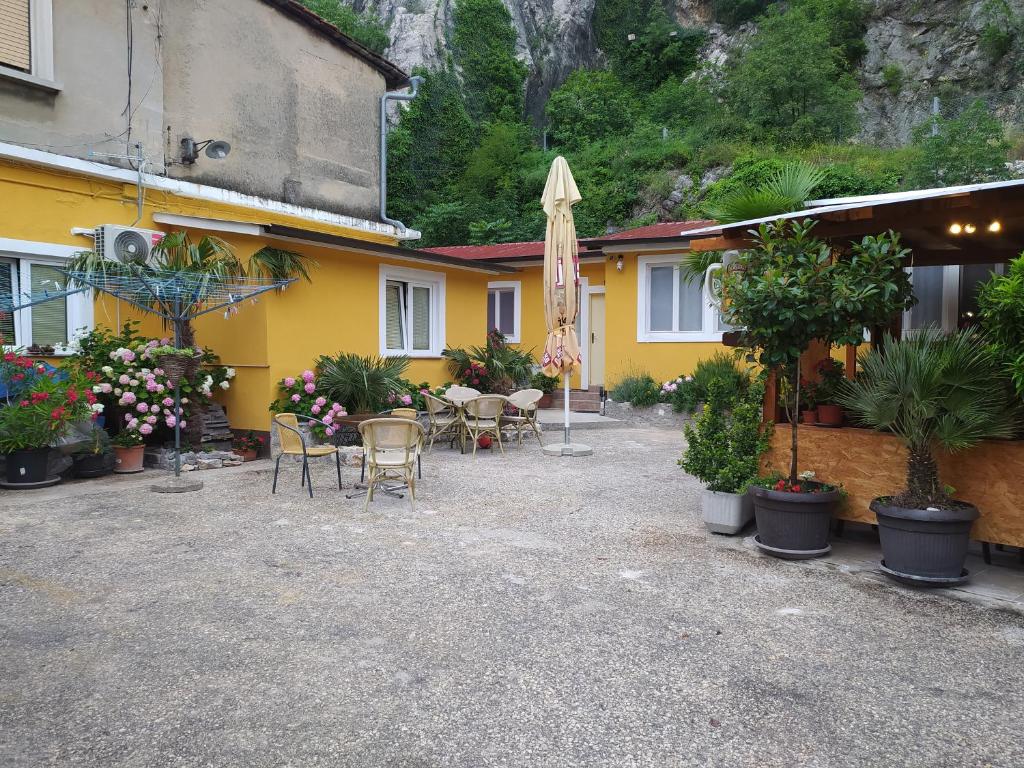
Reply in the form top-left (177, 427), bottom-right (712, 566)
top-left (681, 377), bottom-right (771, 534)
top-left (838, 330), bottom-right (1018, 585)
top-left (720, 220), bottom-right (913, 558)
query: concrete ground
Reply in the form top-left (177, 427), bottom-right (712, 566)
top-left (1, 426), bottom-right (1023, 767)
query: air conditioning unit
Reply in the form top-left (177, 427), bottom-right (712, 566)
top-left (94, 225), bottom-right (165, 263)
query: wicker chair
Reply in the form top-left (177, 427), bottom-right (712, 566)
top-left (462, 395), bottom-right (506, 456)
top-left (424, 393), bottom-right (463, 453)
top-left (272, 413), bottom-right (342, 498)
top-left (358, 417), bottom-right (425, 512)
top-left (503, 388), bottom-right (544, 447)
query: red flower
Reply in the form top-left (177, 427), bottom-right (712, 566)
top-left (12, 372), bottom-right (24, 381)
top-left (774, 480), bottom-right (786, 491)
top-left (19, 400), bottom-right (29, 407)
top-left (3, 352), bottom-right (13, 362)
top-left (791, 484), bottom-right (802, 493)
top-left (471, 378), bottom-right (480, 385)
top-left (66, 388), bottom-right (79, 403)
top-left (86, 391), bottom-right (97, 405)
top-left (50, 406), bottom-right (65, 421)
top-left (30, 392), bottom-right (49, 403)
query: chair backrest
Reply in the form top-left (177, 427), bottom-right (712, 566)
top-left (389, 407), bottom-right (418, 420)
top-left (445, 385), bottom-right (481, 404)
top-left (506, 388), bottom-right (544, 411)
top-left (359, 417), bottom-right (424, 462)
top-left (464, 394), bottom-right (505, 420)
top-left (274, 413), bottom-right (305, 453)
top-left (423, 392), bottom-right (452, 417)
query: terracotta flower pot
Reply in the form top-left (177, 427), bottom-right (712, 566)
top-left (800, 409), bottom-right (818, 425)
top-left (113, 444), bottom-right (145, 474)
top-left (233, 448), bottom-right (258, 462)
top-left (816, 404), bottom-right (843, 426)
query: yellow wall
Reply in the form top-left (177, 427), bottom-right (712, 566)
top-left (509, 253), bottom-right (726, 390)
top-left (0, 159), bottom-right (490, 431)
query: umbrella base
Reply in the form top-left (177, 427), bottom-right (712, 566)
top-left (151, 476), bottom-right (204, 493)
top-left (543, 442), bottom-right (593, 457)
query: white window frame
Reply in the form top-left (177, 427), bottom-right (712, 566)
top-left (0, 237), bottom-right (92, 355)
top-left (636, 254), bottom-right (724, 343)
top-left (486, 280), bottom-right (521, 343)
top-left (902, 264), bottom-right (1005, 336)
top-left (0, 0), bottom-right (57, 89)
top-left (379, 264), bottom-right (445, 358)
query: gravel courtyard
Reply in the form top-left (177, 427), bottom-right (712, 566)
top-left (1, 426), bottom-right (1023, 767)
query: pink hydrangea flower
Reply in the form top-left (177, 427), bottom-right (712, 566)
top-left (179, 420), bottom-right (186, 429)
top-left (284, 377), bottom-right (296, 387)
top-left (301, 370), bottom-right (315, 383)
top-left (150, 404), bottom-right (160, 413)
top-left (118, 374), bottom-right (131, 385)
top-left (145, 415), bottom-right (157, 425)
top-left (304, 382), bottom-right (315, 394)
top-left (139, 423), bottom-right (153, 435)
top-left (290, 393), bottom-right (301, 403)
top-left (325, 427), bottom-right (334, 436)
top-left (136, 402), bottom-right (149, 413)
top-left (311, 404), bottom-right (321, 414)
top-left (122, 392), bottom-right (137, 404)
top-left (165, 416), bottom-right (176, 428)
top-left (315, 397), bottom-right (327, 407)
top-left (124, 413), bottom-right (134, 422)
top-left (162, 397), bottom-right (174, 407)
top-left (322, 414), bottom-right (333, 425)
top-left (401, 394), bottom-right (413, 406)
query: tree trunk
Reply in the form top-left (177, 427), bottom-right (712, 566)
top-left (906, 445), bottom-right (943, 505)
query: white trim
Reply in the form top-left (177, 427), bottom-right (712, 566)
top-left (0, 142), bottom-right (420, 241)
top-left (486, 280), bottom-right (522, 343)
top-left (30, 0), bottom-right (55, 81)
top-left (378, 264), bottom-right (445, 358)
top-left (578, 277), bottom-right (590, 389)
top-left (636, 254), bottom-right (724, 343)
top-left (152, 213), bottom-right (262, 236)
top-left (0, 238), bottom-right (93, 354)
top-left (589, 285), bottom-right (606, 295)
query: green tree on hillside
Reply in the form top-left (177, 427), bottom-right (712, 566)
top-left (907, 99), bottom-right (1011, 188)
top-left (451, 0), bottom-right (528, 124)
top-left (297, 0), bottom-right (389, 53)
top-left (726, 6), bottom-right (861, 143)
top-left (545, 70), bottom-right (638, 148)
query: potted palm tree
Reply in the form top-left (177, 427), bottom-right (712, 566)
top-left (317, 352), bottom-right (411, 416)
top-left (681, 377), bottom-right (771, 534)
top-left (720, 220), bottom-right (914, 558)
top-left (838, 330), bottom-right (1018, 585)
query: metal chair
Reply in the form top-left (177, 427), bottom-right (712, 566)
top-left (358, 417), bottom-right (425, 512)
top-left (423, 393), bottom-right (462, 453)
top-left (462, 395), bottom-right (506, 456)
top-left (272, 413), bottom-right (341, 498)
top-left (503, 388), bottom-right (544, 447)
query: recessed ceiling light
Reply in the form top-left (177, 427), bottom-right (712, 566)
top-left (948, 223), bottom-right (962, 235)
top-left (988, 220), bottom-right (1002, 233)
top-left (964, 223), bottom-right (977, 234)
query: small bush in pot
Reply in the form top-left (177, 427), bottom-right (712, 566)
top-left (71, 425), bottom-right (113, 478)
top-left (813, 358), bottom-right (845, 426)
top-left (838, 330), bottom-right (1019, 585)
top-left (111, 428), bottom-right (146, 474)
top-left (681, 377), bottom-right (771, 534)
top-left (719, 220), bottom-right (914, 558)
top-left (232, 431), bottom-right (264, 461)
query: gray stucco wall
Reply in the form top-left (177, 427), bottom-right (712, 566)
top-left (160, 0), bottom-right (384, 219)
top-left (0, 0), bottom-right (165, 173)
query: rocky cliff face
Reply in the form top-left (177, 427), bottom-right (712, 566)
top-left (357, 0), bottom-right (1024, 143)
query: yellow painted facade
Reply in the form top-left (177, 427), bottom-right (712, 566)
top-left (1, 158), bottom-right (492, 432)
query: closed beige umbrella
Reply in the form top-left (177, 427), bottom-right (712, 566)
top-left (540, 156), bottom-right (591, 457)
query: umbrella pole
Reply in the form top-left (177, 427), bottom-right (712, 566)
top-left (173, 309), bottom-right (182, 479)
top-left (563, 375), bottom-right (570, 445)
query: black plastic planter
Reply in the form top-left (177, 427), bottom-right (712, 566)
top-left (73, 453), bottom-right (111, 479)
top-left (4, 448), bottom-right (51, 485)
top-left (751, 483), bottom-right (840, 559)
top-left (870, 498), bottom-right (979, 586)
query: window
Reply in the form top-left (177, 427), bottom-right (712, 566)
top-left (0, 239), bottom-right (92, 353)
top-left (379, 265), bottom-right (445, 357)
top-left (637, 255), bottom-right (724, 342)
top-left (904, 264), bottom-right (1004, 335)
top-left (0, 0), bottom-right (55, 85)
top-left (486, 281), bottom-right (521, 343)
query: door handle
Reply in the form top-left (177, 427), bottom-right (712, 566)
top-left (591, 332), bottom-right (595, 344)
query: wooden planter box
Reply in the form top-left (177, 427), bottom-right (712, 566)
top-left (763, 425), bottom-right (1024, 548)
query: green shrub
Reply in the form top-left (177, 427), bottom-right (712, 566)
top-left (316, 353), bottom-right (411, 414)
top-left (529, 372), bottom-right (560, 394)
top-left (712, 0), bottom-right (774, 27)
top-left (693, 352), bottom-right (750, 405)
top-left (611, 373), bottom-right (661, 407)
top-left (882, 63), bottom-right (904, 95)
top-left (907, 99), bottom-right (1011, 187)
top-left (681, 377), bottom-right (771, 493)
top-left (978, 254), bottom-right (1024, 401)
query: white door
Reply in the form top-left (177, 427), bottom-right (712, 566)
top-left (589, 293), bottom-right (605, 388)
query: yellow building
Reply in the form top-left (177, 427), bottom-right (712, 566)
top-left (423, 220), bottom-right (729, 393)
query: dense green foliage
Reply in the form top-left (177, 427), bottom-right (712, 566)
top-left (382, 0), bottom-right (1013, 247)
top-left (978, 254), bottom-right (1024, 399)
top-left (681, 377), bottom-right (770, 494)
top-left (837, 331), bottom-right (1018, 506)
top-left (442, 330), bottom-right (535, 394)
top-left (610, 373), bottom-right (661, 408)
top-left (297, 0), bottom-right (389, 53)
top-left (317, 352), bottom-right (411, 414)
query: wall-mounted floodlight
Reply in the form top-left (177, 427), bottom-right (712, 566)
top-left (180, 137), bottom-right (232, 165)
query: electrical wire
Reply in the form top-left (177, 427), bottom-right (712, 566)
top-left (123, 0), bottom-right (137, 169)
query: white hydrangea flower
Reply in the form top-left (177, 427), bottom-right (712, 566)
top-left (225, 368), bottom-right (236, 379)
top-left (219, 380), bottom-right (230, 390)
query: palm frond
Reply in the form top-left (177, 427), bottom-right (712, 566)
top-left (705, 188), bottom-right (793, 224)
top-left (679, 251), bottom-right (721, 287)
top-left (317, 352), bottom-right (411, 414)
top-left (763, 161), bottom-right (826, 206)
top-left (249, 247), bottom-right (316, 283)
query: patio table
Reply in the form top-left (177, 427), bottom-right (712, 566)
top-left (442, 392), bottom-right (477, 454)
